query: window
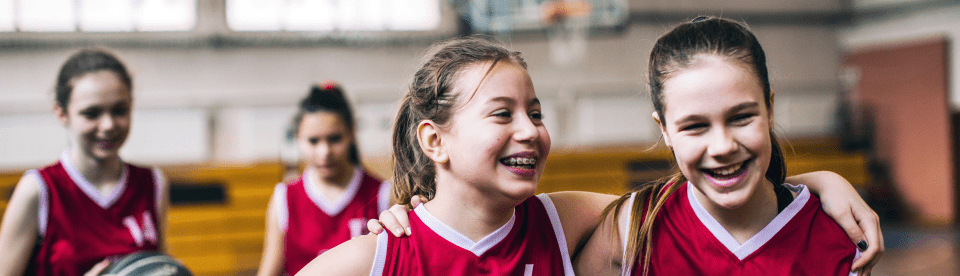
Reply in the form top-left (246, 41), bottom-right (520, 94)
top-left (0, 0), bottom-right (196, 32)
top-left (226, 0), bottom-right (440, 32)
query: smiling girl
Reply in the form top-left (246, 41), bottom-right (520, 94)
top-left (256, 82), bottom-right (391, 276)
top-left (0, 49), bottom-right (169, 276)
top-left (576, 17), bottom-right (876, 276)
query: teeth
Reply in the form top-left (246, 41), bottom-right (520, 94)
top-left (711, 163), bottom-right (742, 176)
top-left (503, 157), bottom-right (537, 166)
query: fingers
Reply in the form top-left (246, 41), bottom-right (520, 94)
top-left (852, 208), bottom-right (883, 274)
top-left (388, 204), bottom-right (412, 236)
top-left (84, 259), bottom-right (110, 276)
top-left (409, 195), bottom-right (428, 208)
top-left (832, 207), bottom-right (866, 248)
top-left (366, 218), bottom-right (384, 235)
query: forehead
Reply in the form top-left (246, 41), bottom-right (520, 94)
top-left (69, 71), bottom-right (131, 108)
top-left (299, 111), bottom-right (348, 134)
top-left (660, 56), bottom-right (764, 120)
top-left (454, 60), bottom-right (536, 108)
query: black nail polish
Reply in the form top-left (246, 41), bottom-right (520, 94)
top-left (856, 240), bottom-right (867, 251)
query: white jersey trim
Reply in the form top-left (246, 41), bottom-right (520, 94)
top-left (272, 184), bottom-right (289, 232)
top-left (152, 168), bottom-right (165, 212)
top-left (303, 167), bottom-right (364, 216)
top-left (413, 203), bottom-right (515, 257)
top-left (376, 180), bottom-right (391, 213)
top-left (686, 182), bottom-right (811, 260)
top-left (536, 194), bottom-right (576, 276)
top-left (60, 151), bottom-right (129, 209)
top-left (29, 170), bottom-right (50, 236)
top-left (620, 192), bottom-right (637, 276)
top-left (369, 232), bottom-right (389, 276)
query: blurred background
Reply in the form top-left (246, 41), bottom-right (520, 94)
top-left (0, 0), bottom-right (957, 274)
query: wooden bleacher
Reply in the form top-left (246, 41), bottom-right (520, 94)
top-left (0, 138), bottom-right (870, 275)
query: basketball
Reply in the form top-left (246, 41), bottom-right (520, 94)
top-left (100, 251), bottom-right (193, 276)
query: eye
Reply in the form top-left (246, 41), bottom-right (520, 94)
top-left (730, 113), bottom-right (756, 125)
top-left (680, 123), bottom-right (708, 132)
top-left (492, 109), bottom-right (512, 118)
top-left (327, 134), bottom-right (343, 144)
top-left (79, 109), bottom-right (102, 120)
top-left (111, 106), bottom-right (130, 117)
top-left (529, 110), bottom-right (543, 121)
top-left (308, 137), bottom-right (320, 145)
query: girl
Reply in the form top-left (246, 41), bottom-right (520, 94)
top-left (0, 49), bottom-right (170, 276)
top-left (256, 82), bottom-right (391, 276)
top-left (305, 37), bottom-right (881, 275)
top-left (576, 17), bottom-right (879, 275)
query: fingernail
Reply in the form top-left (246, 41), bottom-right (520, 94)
top-left (406, 227), bottom-right (412, 235)
top-left (856, 240), bottom-right (867, 251)
top-left (395, 228), bottom-right (403, 237)
top-left (376, 228), bottom-right (383, 234)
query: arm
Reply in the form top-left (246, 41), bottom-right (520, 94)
top-left (0, 174), bottom-right (41, 276)
top-left (546, 191), bottom-right (619, 255)
top-left (296, 234), bottom-right (379, 276)
top-left (256, 191), bottom-right (285, 276)
top-left (573, 195), bottom-right (630, 276)
top-left (786, 171), bottom-right (883, 275)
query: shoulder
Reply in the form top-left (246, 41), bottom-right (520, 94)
top-left (12, 171), bottom-right (43, 201)
top-left (542, 192), bottom-right (620, 252)
top-left (297, 234), bottom-right (380, 276)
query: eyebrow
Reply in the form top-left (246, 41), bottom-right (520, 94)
top-left (487, 97), bottom-right (540, 106)
top-left (672, 102), bottom-right (760, 124)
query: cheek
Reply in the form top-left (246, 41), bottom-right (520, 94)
top-left (670, 136), bottom-right (704, 168)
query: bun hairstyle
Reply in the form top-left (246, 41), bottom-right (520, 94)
top-left (604, 17), bottom-right (787, 275)
top-left (289, 81), bottom-right (361, 165)
top-left (391, 37), bottom-right (526, 206)
top-left (55, 48), bottom-right (133, 110)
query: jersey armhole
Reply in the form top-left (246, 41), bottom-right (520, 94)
top-left (376, 180), bottom-right (392, 213)
top-left (28, 170), bottom-right (49, 236)
top-left (536, 194), bottom-right (576, 276)
top-left (152, 168), bottom-right (166, 212)
top-left (369, 232), bottom-right (389, 276)
top-left (620, 192), bottom-right (637, 276)
top-left (272, 184), bottom-right (289, 232)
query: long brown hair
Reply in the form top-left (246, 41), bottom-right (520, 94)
top-left (605, 17), bottom-right (787, 275)
top-left (391, 37), bottom-right (526, 205)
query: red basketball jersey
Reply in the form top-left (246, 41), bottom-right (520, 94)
top-left (370, 194), bottom-right (575, 276)
top-left (274, 168), bottom-right (388, 275)
top-left (624, 182), bottom-right (859, 276)
top-left (30, 153), bottom-right (162, 276)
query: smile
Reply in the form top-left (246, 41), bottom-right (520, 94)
top-left (701, 158), bottom-right (751, 187)
top-left (499, 157), bottom-right (537, 169)
top-left (499, 152), bottom-right (539, 177)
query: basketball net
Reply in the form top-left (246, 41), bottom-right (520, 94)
top-left (541, 1), bottom-right (591, 66)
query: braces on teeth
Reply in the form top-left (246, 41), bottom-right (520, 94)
top-left (504, 157), bottom-right (536, 166)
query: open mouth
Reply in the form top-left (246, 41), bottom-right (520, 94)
top-left (702, 158), bottom-right (751, 180)
top-left (499, 156), bottom-right (537, 170)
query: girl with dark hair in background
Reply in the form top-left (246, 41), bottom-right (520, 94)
top-left (0, 49), bottom-right (170, 276)
top-left (257, 82), bottom-right (391, 276)
top-left (577, 17), bottom-right (880, 275)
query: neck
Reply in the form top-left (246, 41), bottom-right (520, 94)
top-left (426, 171), bottom-right (518, 242)
top-left (694, 181), bottom-right (779, 244)
top-left (69, 150), bottom-right (123, 187)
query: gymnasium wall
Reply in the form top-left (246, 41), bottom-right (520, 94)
top-left (0, 0), bottom-right (846, 171)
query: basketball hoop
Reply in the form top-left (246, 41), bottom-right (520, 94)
top-left (541, 1), bottom-right (591, 66)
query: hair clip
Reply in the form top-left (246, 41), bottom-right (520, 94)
top-left (692, 16), bottom-right (709, 23)
top-left (320, 80), bottom-right (339, 90)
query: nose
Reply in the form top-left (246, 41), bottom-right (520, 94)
top-left (513, 113), bottom-right (541, 143)
top-left (706, 127), bottom-right (739, 159)
top-left (317, 141), bottom-right (332, 159)
top-left (99, 113), bottom-right (117, 132)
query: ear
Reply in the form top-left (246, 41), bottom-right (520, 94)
top-left (652, 111), bottom-right (671, 149)
top-left (416, 120), bottom-right (448, 164)
top-left (54, 104), bottom-right (69, 126)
